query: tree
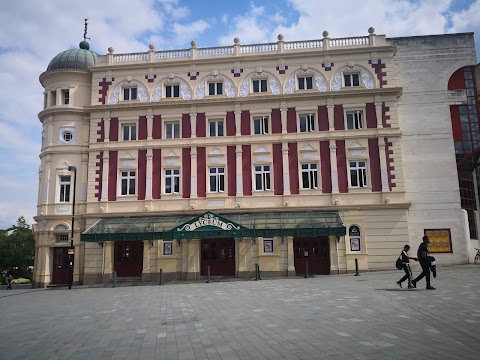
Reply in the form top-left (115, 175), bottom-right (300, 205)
top-left (0, 216), bottom-right (35, 280)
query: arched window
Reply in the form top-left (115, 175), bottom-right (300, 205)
top-left (348, 225), bottom-right (361, 252)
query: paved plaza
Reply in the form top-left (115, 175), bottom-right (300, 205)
top-left (1, 265), bottom-right (479, 360)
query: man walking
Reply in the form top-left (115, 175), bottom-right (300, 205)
top-left (412, 236), bottom-right (435, 290)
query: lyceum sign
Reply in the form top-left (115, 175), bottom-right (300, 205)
top-left (177, 213), bottom-right (240, 232)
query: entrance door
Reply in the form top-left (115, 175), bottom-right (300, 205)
top-left (293, 237), bottom-right (330, 275)
top-left (52, 247), bottom-right (70, 285)
top-left (201, 238), bottom-right (235, 276)
top-left (114, 241), bottom-right (144, 277)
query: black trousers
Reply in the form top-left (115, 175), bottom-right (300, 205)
top-left (399, 263), bottom-right (412, 285)
top-left (413, 260), bottom-right (431, 287)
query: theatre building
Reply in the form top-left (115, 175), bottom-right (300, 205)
top-left (32, 27), bottom-right (480, 287)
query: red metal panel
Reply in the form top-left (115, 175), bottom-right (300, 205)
top-left (448, 67), bottom-right (466, 90)
top-left (138, 116), bottom-right (147, 140)
top-left (197, 147), bottom-right (206, 197)
top-left (182, 113), bottom-right (191, 138)
top-left (226, 111), bottom-right (235, 136)
top-left (318, 106), bottom-right (329, 131)
top-left (241, 111), bottom-right (250, 135)
top-left (450, 106), bottom-right (463, 141)
top-left (271, 108), bottom-right (282, 134)
top-left (334, 106), bottom-right (344, 130)
top-left (273, 143), bottom-right (283, 195)
top-left (320, 141), bottom-right (332, 193)
top-left (152, 149), bottom-right (161, 199)
top-left (182, 148), bottom-right (191, 198)
top-left (227, 146), bottom-right (236, 196)
top-left (196, 113), bottom-right (206, 138)
top-left (153, 115), bottom-right (162, 139)
top-left (287, 108), bottom-right (296, 133)
top-left (366, 103), bottom-right (377, 129)
top-left (108, 151), bottom-right (118, 201)
top-left (336, 140), bottom-right (348, 193)
top-left (368, 139), bottom-right (382, 192)
top-left (288, 143), bottom-right (299, 194)
top-left (110, 118), bottom-right (119, 141)
top-left (242, 145), bottom-right (252, 195)
top-left (137, 150), bottom-right (147, 200)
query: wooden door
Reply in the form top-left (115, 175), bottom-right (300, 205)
top-left (294, 237), bottom-right (330, 275)
top-left (114, 241), bottom-right (144, 277)
top-left (201, 238), bottom-right (235, 276)
top-left (52, 247), bottom-right (70, 285)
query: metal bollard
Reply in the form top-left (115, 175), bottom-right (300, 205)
top-left (159, 268), bottom-right (163, 285)
top-left (257, 264), bottom-right (261, 280)
top-left (255, 264), bottom-right (259, 281)
top-left (355, 258), bottom-right (360, 276)
top-left (113, 271), bottom-right (117, 288)
top-left (304, 261), bottom-right (309, 278)
top-left (206, 265), bottom-right (210, 283)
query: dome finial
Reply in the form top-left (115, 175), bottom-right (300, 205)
top-left (84, 18), bottom-right (90, 42)
top-left (80, 18), bottom-right (91, 50)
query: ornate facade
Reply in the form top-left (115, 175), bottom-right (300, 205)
top-left (32, 29), bottom-right (479, 287)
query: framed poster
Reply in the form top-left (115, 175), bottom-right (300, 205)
top-left (263, 239), bottom-right (274, 254)
top-left (163, 241), bottom-right (173, 256)
top-left (424, 229), bottom-right (452, 253)
top-left (350, 238), bottom-right (361, 251)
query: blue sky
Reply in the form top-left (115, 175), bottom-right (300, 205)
top-left (0, 0), bottom-right (479, 229)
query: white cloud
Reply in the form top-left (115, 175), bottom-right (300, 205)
top-left (172, 20), bottom-right (211, 44)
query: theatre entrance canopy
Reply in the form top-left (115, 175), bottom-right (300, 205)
top-left (81, 211), bottom-right (346, 242)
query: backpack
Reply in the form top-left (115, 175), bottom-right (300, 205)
top-left (395, 257), bottom-right (403, 270)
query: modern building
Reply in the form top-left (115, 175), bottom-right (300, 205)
top-left (32, 27), bottom-right (480, 287)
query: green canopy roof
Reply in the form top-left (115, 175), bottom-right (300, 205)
top-left (81, 211), bottom-right (345, 242)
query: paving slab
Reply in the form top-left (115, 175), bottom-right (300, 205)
top-left (1, 265), bottom-right (479, 359)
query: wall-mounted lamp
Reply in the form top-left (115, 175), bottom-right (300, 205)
top-left (336, 236), bottom-right (340, 243)
top-left (149, 240), bottom-right (154, 247)
top-left (384, 197), bottom-right (390, 204)
top-left (236, 202), bottom-right (241, 208)
top-left (98, 241), bottom-right (104, 247)
top-left (333, 198), bottom-right (339, 205)
top-left (284, 200), bottom-right (289, 207)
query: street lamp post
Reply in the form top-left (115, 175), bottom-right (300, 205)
top-left (68, 166), bottom-right (77, 290)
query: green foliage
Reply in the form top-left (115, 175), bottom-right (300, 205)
top-left (0, 216), bottom-right (35, 281)
top-left (11, 277), bottom-right (31, 284)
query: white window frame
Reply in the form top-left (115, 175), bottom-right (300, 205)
top-left (346, 110), bottom-right (363, 130)
top-left (120, 170), bottom-right (136, 196)
top-left (299, 113), bottom-right (315, 133)
top-left (209, 167), bottom-right (225, 193)
top-left (208, 119), bottom-right (224, 137)
top-left (253, 116), bottom-right (269, 135)
top-left (343, 72), bottom-right (360, 87)
top-left (165, 84), bottom-right (180, 98)
top-left (301, 163), bottom-right (318, 190)
top-left (164, 168), bottom-right (180, 194)
top-left (349, 160), bottom-right (368, 188)
top-left (254, 164), bottom-right (271, 191)
top-left (208, 81), bottom-right (223, 96)
top-left (59, 175), bottom-right (71, 203)
top-left (297, 75), bottom-right (313, 90)
top-left (252, 78), bottom-right (268, 93)
top-left (122, 123), bottom-right (137, 141)
top-left (62, 89), bottom-right (70, 105)
top-left (164, 121), bottom-right (180, 139)
top-left (122, 86), bottom-right (138, 101)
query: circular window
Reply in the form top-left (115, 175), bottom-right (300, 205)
top-left (62, 131), bottom-right (73, 142)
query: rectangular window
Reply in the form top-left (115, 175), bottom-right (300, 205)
top-left (165, 84), bottom-right (180, 98)
top-left (299, 113), bottom-right (315, 132)
top-left (122, 124), bottom-right (137, 141)
top-left (254, 165), bottom-right (271, 191)
top-left (253, 116), bottom-right (269, 135)
top-left (164, 169), bottom-right (180, 194)
top-left (298, 76), bottom-right (313, 90)
top-left (209, 167), bottom-right (225, 193)
top-left (301, 163), bottom-right (318, 189)
top-left (62, 90), bottom-right (69, 105)
top-left (344, 73), bottom-right (360, 87)
top-left (120, 170), bottom-right (136, 195)
top-left (59, 175), bottom-right (71, 202)
top-left (123, 87), bottom-right (137, 100)
top-left (208, 82), bottom-right (223, 96)
top-left (51, 90), bottom-right (57, 106)
top-left (165, 122), bottom-right (180, 139)
top-left (252, 79), bottom-right (268, 93)
top-left (346, 111), bottom-right (363, 130)
top-left (349, 161), bottom-right (367, 188)
top-left (209, 119), bottom-right (224, 137)
top-left (57, 233), bottom-right (69, 243)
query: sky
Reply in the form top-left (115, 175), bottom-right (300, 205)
top-left (0, 0), bottom-right (479, 229)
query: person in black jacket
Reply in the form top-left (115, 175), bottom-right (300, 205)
top-left (396, 245), bottom-right (417, 289)
top-left (412, 236), bottom-right (436, 290)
